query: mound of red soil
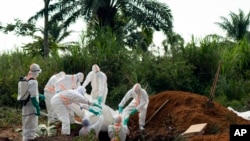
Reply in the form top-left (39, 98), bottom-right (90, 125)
top-left (1, 91), bottom-right (250, 141)
top-left (129, 91), bottom-right (250, 141)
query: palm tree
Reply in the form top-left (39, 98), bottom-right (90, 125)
top-left (162, 32), bottom-right (184, 58)
top-left (49, 0), bottom-right (172, 32)
top-left (0, 22), bottom-right (3, 30)
top-left (28, 0), bottom-right (52, 57)
top-left (0, 18), bottom-right (72, 56)
top-left (45, 0), bottom-right (173, 51)
top-left (22, 22), bottom-right (74, 56)
top-left (43, 0), bottom-right (50, 57)
top-left (215, 9), bottom-right (250, 41)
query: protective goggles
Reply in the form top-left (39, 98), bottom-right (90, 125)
top-left (31, 69), bottom-right (42, 73)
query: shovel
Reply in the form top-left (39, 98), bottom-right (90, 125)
top-left (206, 62), bottom-right (221, 108)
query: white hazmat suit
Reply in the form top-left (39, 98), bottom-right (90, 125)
top-left (79, 115), bottom-right (104, 139)
top-left (108, 114), bottom-right (129, 141)
top-left (55, 72), bottom-right (84, 93)
top-left (50, 86), bottom-right (101, 135)
top-left (22, 63), bottom-right (42, 141)
top-left (44, 71), bottom-right (65, 124)
top-left (118, 83), bottom-right (149, 130)
top-left (53, 72), bottom-right (84, 124)
top-left (82, 64), bottom-right (108, 105)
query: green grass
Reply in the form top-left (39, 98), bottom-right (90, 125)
top-left (0, 106), bottom-right (22, 128)
top-left (0, 106), bottom-right (48, 128)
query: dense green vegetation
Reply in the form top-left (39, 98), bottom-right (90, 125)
top-left (0, 32), bottom-right (250, 111)
top-left (0, 1), bottom-right (250, 112)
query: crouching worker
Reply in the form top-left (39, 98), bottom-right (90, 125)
top-left (51, 86), bottom-right (102, 135)
top-left (108, 114), bottom-right (129, 141)
top-left (118, 83), bottom-right (149, 131)
top-left (79, 115), bottom-right (104, 140)
top-left (44, 71), bottom-right (65, 125)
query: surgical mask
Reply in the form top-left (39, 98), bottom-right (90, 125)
top-left (30, 71), bottom-right (40, 78)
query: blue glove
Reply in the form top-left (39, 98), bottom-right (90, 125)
top-left (97, 96), bottom-right (102, 105)
top-left (89, 107), bottom-right (101, 116)
top-left (118, 106), bottom-right (123, 114)
top-left (39, 94), bottom-right (45, 101)
top-left (123, 117), bottom-right (129, 125)
top-left (31, 97), bottom-right (40, 116)
top-left (129, 109), bottom-right (138, 116)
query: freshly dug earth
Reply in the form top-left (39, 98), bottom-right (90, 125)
top-left (1, 91), bottom-right (250, 141)
top-left (129, 91), bottom-right (250, 141)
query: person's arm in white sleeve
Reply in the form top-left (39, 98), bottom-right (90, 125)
top-left (118, 89), bottom-right (133, 107)
top-left (80, 98), bottom-right (94, 105)
top-left (28, 80), bottom-right (38, 97)
top-left (29, 80), bottom-right (40, 116)
top-left (78, 94), bottom-right (92, 105)
top-left (97, 73), bottom-right (106, 104)
top-left (118, 89), bottom-right (133, 114)
top-left (108, 125), bottom-right (114, 139)
top-left (76, 94), bottom-right (102, 110)
top-left (82, 72), bottom-right (93, 88)
top-left (80, 104), bottom-right (90, 110)
top-left (136, 89), bottom-right (149, 111)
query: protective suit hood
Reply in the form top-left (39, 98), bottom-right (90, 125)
top-left (113, 114), bottom-right (122, 124)
top-left (133, 83), bottom-right (141, 94)
top-left (92, 64), bottom-right (100, 72)
top-left (29, 63), bottom-right (42, 78)
top-left (57, 71), bottom-right (66, 77)
top-left (76, 72), bottom-right (84, 82)
top-left (76, 86), bottom-right (85, 95)
top-left (82, 117), bottom-right (90, 127)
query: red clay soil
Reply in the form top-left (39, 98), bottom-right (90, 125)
top-left (1, 91), bottom-right (250, 141)
top-left (129, 91), bottom-right (250, 141)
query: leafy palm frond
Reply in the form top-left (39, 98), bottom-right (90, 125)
top-left (215, 9), bottom-right (250, 41)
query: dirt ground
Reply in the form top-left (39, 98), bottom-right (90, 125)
top-left (1, 90), bottom-right (250, 141)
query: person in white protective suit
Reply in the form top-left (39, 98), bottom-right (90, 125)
top-left (118, 83), bottom-right (149, 131)
top-left (79, 115), bottom-right (104, 139)
top-left (82, 64), bottom-right (108, 105)
top-left (22, 63), bottom-right (42, 141)
top-left (50, 86), bottom-right (102, 135)
top-left (108, 114), bottom-right (129, 141)
top-left (55, 72), bottom-right (84, 93)
top-left (54, 72), bottom-right (84, 124)
top-left (44, 71), bottom-right (65, 124)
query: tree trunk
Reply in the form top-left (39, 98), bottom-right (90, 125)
top-left (43, 0), bottom-right (50, 57)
